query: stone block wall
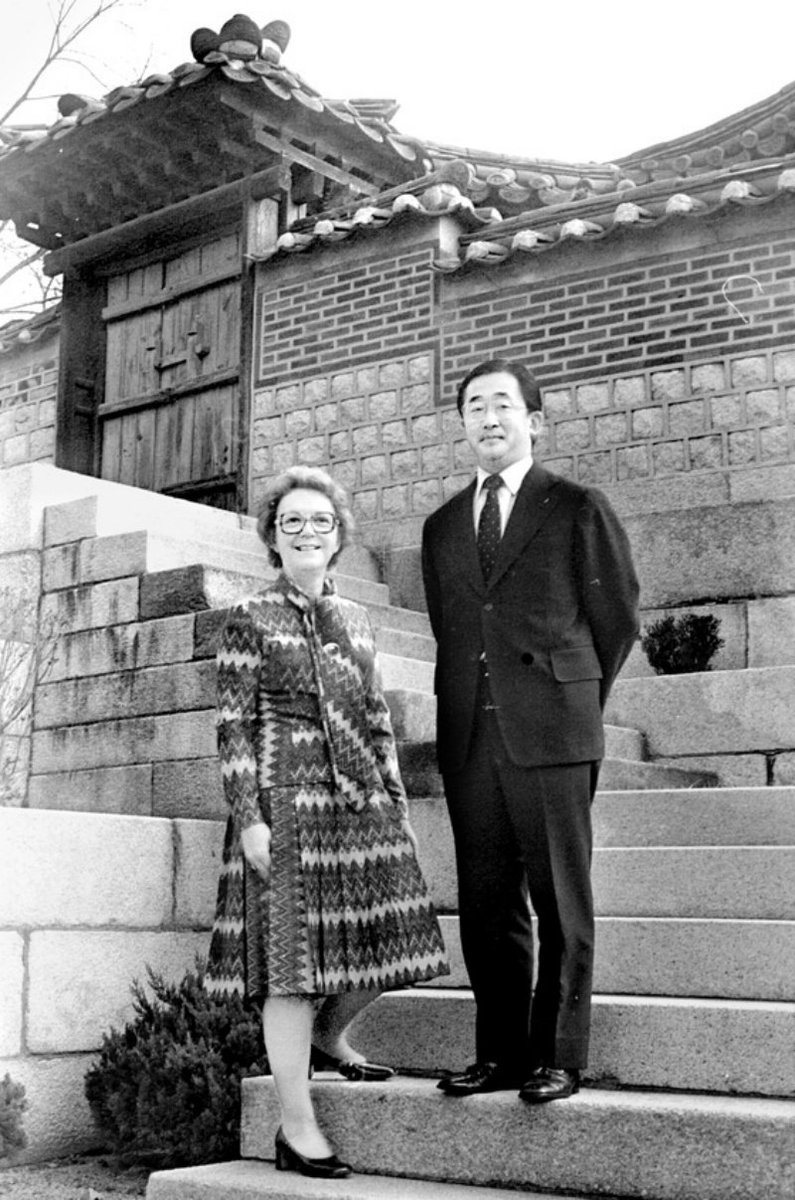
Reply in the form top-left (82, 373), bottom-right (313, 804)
top-left (0, 330), bottom-right (58, 469)
top-left (0, 806), bottom-right (216, 1162)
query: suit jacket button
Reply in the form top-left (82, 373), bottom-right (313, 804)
top-left (484, 603), bottom-right (494, 612)
top-left (521, 652), bottom-right (534, 665)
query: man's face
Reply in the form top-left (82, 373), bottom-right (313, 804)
top-left (460, 371), bottom-right (543, 472)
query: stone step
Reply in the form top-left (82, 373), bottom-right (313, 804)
top-left (43, 489), bottom-right (381, 583)
top-left (42, 531), bottom-right (390, 607)
top-left (146, 1160), bottom-right (585, 1200)
top-left (435, 915), bottom-right (795, 1000)
top-left (239, 1076), bottom-right (795, 1200)
top-left (387, 690), bottom-right (645, 756)
top-left (414, 821), bottom-right (794, 916)
top-left (400, 746), bottom-right (712, 796)
top-left (593, 787), bottom-right (795, 845)
top-left (606, 665), bottom-right (795, 757)
top-left (348, 988), bottom-right (795, 1097)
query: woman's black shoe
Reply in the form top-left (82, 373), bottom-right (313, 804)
top-left (311, 1045), bottom-right (395, 1081)
top-left (274, 1126), bottom-right (352, 1178)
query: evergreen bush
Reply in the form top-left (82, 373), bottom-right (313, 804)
top-left (0, 1073), bottom-right (27, 1161)
top-left (641, 612), bottom-right (724, 675)
top-left (84, 962), bottom-right (267, 1168)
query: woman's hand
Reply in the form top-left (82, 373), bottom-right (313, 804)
top-left (400, 816), bottom-right (419, 852)
top-left (241, 822), bottom-right (272, 880)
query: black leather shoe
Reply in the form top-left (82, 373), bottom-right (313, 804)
top-left (437, 1061), bottom-right (524, 1096)
top-left (311, 1045), bottom-right (395, 1081)
top-left (519, 1067), bottom-right (580, 1103)
top-left (274, 1126), bottom-right (352, 1178)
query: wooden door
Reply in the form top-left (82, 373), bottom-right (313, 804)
top-left (99, 232), bottom-right (242, 509)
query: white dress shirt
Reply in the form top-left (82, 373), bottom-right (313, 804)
top-left (473, 454), bottom-right (535, 535)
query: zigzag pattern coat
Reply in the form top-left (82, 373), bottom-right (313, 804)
top-left (205, 573), bottom-right (448, 1000)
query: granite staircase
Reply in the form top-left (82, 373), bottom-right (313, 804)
top-left (22, 475), bottom-right (795, 1197)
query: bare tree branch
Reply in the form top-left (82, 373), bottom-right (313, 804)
top-left (0, 0), bottom-right (130, 125)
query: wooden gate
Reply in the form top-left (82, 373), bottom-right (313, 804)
top-left (99, 232), bottom-right (242, 509)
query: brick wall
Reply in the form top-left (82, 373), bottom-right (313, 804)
top-left (0, 332), bottom-right (58, 468)
top-left (251, 202), bottom-right (795, 580)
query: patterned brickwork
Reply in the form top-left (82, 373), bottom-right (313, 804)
top-left (0, 339), bottom-right (58, 468)
top-left (256, 239), bottom-right (439, 384)
top-left (441, 216), bottom-right (795, 387)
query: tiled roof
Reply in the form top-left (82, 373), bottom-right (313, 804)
top-left (3, 13), bottom-right (795, 267)
top-left (0, 303), bottom-right (61, 355)
top-left (0, 16), bottom-right (427, 250)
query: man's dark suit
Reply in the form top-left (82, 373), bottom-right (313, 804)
top-left (422, 462), bottom-right (639, 1073)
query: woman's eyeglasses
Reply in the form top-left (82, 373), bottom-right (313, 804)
top-left (277, 512), bottom-right (339, 535)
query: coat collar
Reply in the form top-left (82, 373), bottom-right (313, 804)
top-left (274, 570), bottom-right (338, 613)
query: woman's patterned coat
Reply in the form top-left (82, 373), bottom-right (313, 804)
top-left (205, 573), bottom-right (449, 1000)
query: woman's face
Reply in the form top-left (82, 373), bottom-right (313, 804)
top-left (273, 487), bottom-right (341, 580)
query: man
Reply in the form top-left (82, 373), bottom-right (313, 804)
top-left (421, 359), bottom-right (639, 1102)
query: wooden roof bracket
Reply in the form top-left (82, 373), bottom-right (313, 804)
top-left (219, 86), bottom-right (379, 199)
top-left (43, 160), bottom-right (291, 277)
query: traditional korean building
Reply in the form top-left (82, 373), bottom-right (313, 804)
top-left (1, 11), bottom-right (794, 604)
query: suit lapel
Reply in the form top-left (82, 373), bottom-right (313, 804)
top-left (487, 464), bottom-right (560, 589)
top-left (444, 480), bottom-right (484, 594)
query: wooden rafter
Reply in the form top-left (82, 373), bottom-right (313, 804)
top-left (219, 87), bottom-right (379, 198)
top-left (44, 160), bottom-right (290, 275)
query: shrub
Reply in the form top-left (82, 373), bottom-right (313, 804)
top-left (84, 962), bottom-right (267, 1168)
top-left (0, 1073), bottom-right (28, 1161)
top-left (641, 613), bottom-right (724, 675)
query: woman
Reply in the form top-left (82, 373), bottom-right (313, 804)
top-left (205, 465), bottom-right (449, 1179)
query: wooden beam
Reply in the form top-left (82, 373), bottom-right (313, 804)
top-left (219, 88), bottom-right (378, 197)
top-left (44, 162), bottom-right (290, 275)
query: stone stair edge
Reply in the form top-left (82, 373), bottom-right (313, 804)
top-left (240, 1076), bottom-right (795, 1200)
top-left (145, 1159), bottom-right (577, 1200)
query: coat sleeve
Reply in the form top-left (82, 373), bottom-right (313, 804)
top-left (421, 518), bottom-right (442, 644)
top-left (216, 602), bottom-right (266, 831)
top-left (361, 613), bottom-right (410, 820)
top-left (574, 489), bottom-right (640, 704)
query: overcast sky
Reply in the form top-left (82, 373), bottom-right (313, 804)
top-left (4, 0), bottom-right (795, 164)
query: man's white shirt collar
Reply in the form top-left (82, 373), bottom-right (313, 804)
top-left (476, 454), bottom-right (534, 497)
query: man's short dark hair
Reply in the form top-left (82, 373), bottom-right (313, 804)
top-left (456, 359), bottom-right (542, 415)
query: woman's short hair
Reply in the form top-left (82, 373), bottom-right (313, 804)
top-left (256, 465), bottom-right (355, 569)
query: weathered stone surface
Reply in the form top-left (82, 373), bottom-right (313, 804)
top-left (140, 565), bottom-right (268, 620)
top-left (606, 667), bottom-right (795, 756)
top-left (31, 708), bottom-right (215, 772)
top-left (27, 764), bottom-right (153, 815)
top-left (621, 497), bottom-right (795, 606)
top-left (0, 1052), bottom-right (100, 1163)
top-left (35, 660), bottom-right (215, 728)
top-left (0, 808), bottom-right (173, 927)
top-left (147, 1160), bottom-right (584, 1200)
top-left (773, 752), bottom-right (795, 785)
top-left (173, 820), bottom-right (224, 927)
top-left (593, 787), bottom-right (795, 845)
top-left (650, 753), bottom-right (767, 787)
top-left (0, 933), bottom-right (23, 1055)
top-left (43, 494), bottom-right (99, 545)
top-left (350, 989), bottom-right (795, 1096)
top-left (748, 596), bottom-right (795, 666)
top-left (27, 929), bottom-right (207, 1052)
top-left (593, 847), bottom-right (794, 919)
top-left (39, 576), bottom-right (140, 632)
top-left (153, 758), bottom-right (225, 821)
top-left (242, 1076), bottom-right (795, 1199)
top-left (48, 614), bottom-right (196, 681)
top-left (595, 915), bottom-right (795, 999)
top-left (0, 462), bottom-right (103, 553)
top-left (0, 551), bottom-right (40, 639)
